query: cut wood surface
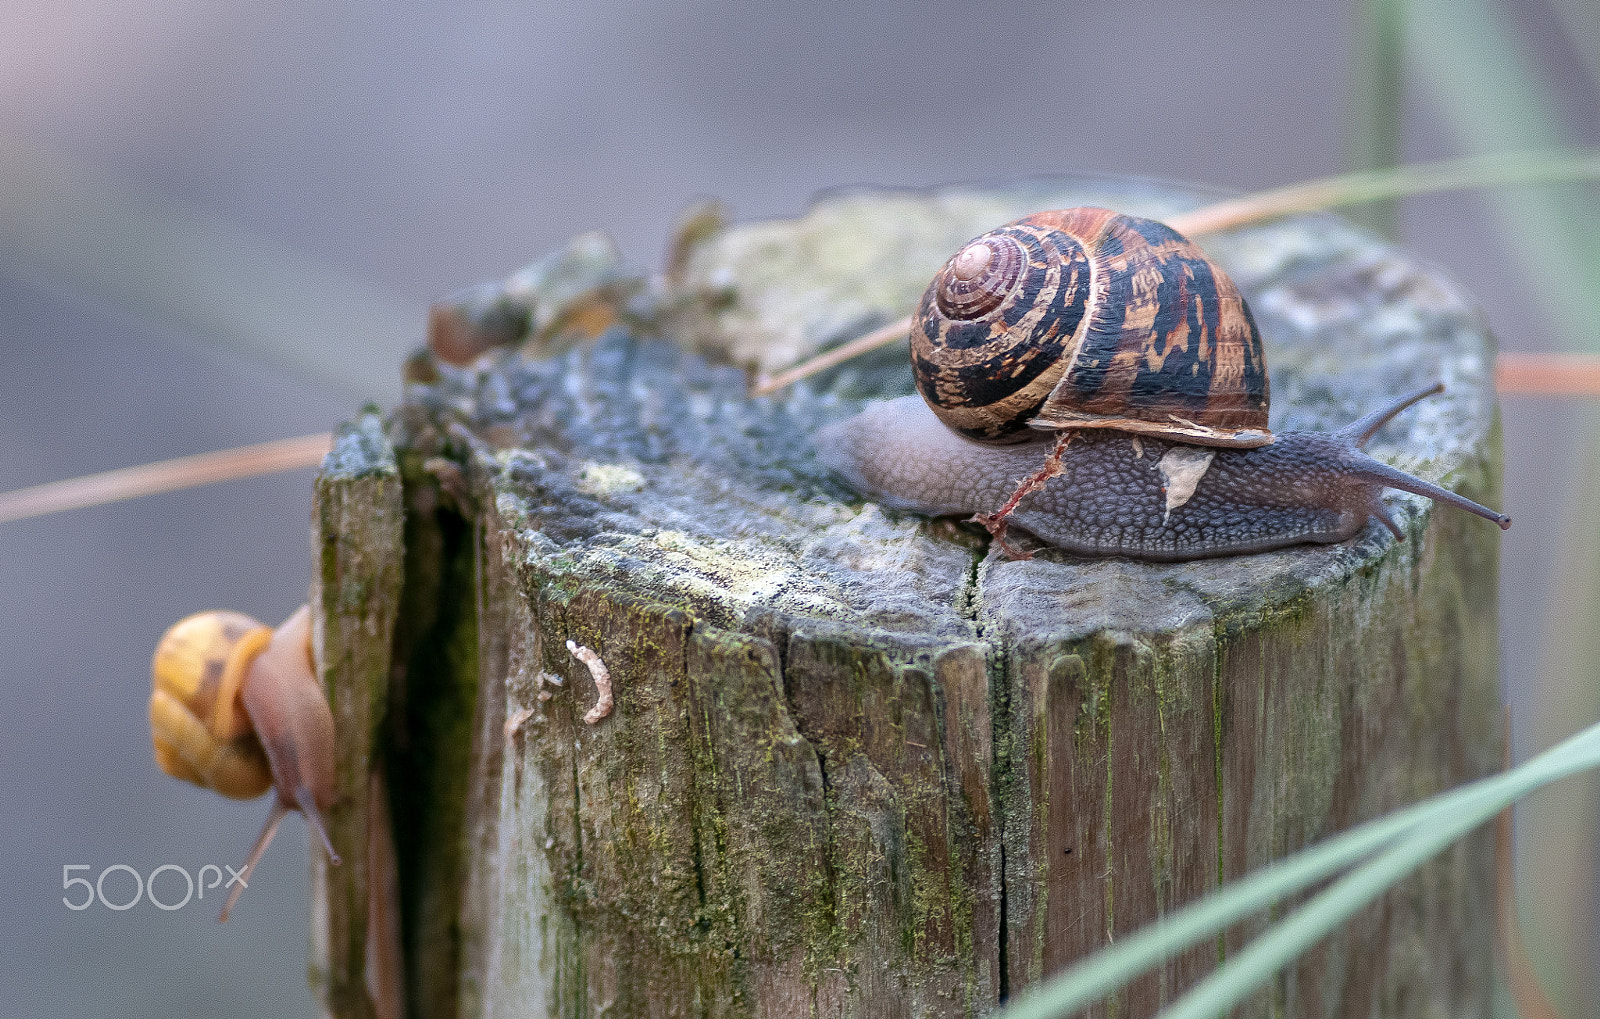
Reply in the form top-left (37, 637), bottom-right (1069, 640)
top-left (311, 175), bottom-right (1502, 1018)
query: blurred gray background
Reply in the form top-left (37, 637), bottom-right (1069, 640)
top-left (2, 1), bottom-right (1597, 1016)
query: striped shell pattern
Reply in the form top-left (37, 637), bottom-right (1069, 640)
top-left (909, 207), bottom-right (1272, 447)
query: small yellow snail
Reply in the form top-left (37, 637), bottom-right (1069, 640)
top-left (149, 604), bottom-right (339, 921)
top-left (817, 207), bottom-right (1511, 559)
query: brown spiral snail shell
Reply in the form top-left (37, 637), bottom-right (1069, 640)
top-left (817, 207), bottom-right (1511, 560)
top-left (912, 207), bottom-right (1271, 448)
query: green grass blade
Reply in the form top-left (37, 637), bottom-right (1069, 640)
top-left (1406, 0), bottom-right (1600, 353)
top-left (1408, 1), bottom-right (1600, 1008)
top-left (1156, 721), bottom-right (1600, 1019)
top-left (1156, 804), bottom-right (1491, 1019)
top-left (1001, 720), bottom-right (1600, 1019)
top-left (997, 820), bottom-right (1398, 1019)
top-left (1547, 0), bottom-right (1600, 91)
top-left (0, 133), bottom-right (417, 404)
top-left (1346, 0), bottom-right (1405, 237)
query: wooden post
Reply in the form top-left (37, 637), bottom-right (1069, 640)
top-left (309, 414), bottom-right (405, 1019)
top-left (312, 176), bottom-right (1502, 1018)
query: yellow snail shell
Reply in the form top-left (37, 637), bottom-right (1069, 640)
top-left (150, 610), bottom-right (275, 799)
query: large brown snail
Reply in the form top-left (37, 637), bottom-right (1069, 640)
top-left (815, 207), bottom-right (1511, 559)
top-left (149, 604), bottom-right (338, 921)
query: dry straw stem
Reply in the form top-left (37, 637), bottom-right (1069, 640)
top-left (1169, 150), bottom-right (1600, 237)
top-left (7, 153), bottom-right (1600, 522)
top-left (2, 352), bottom-right (1594, 525)
top-left (0, 352), bottom-right (1594, 526)
top-left (1495, 353), bottom-right (1600, 396)
top-left (0, 136), bottom-right (413, 405)
top-left (752, 149), bottom-right (1600, 397)
top-left (756, 343), bottom-right (1600, 406)
top-left (0, 433), bottom-right (332, 525)
top-left (752, 316), bottom-right (915, 396)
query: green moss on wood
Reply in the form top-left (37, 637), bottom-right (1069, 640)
top-left (310, 412), bottom-right (404, 1019)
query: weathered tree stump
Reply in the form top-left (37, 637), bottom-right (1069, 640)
top-left (307, 176), bottom-right (1502, 1019)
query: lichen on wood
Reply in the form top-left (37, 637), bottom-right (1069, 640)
top-left (315, 175), bottom-right (1503, 1018)
top-left (309, 412), bottom-right (405, 1019)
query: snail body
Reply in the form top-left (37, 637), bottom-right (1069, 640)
top-left (816, 207), bottom-right (1510, 558)
top-left (150, 604), bottom-right (338, 920)
top-left (817, 392), bottom-right (1507, 560)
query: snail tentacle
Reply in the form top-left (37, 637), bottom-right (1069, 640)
top-left (219, 799), bottom-right (290, 923)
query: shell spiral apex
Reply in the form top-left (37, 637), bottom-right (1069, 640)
top-left (935, 235), bottom-right (1025, 319)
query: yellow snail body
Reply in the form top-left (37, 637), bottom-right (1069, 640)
top-left (150, 604), bottom-right (339, 921)
top-left (816, 207), bottom-right (1511, 558)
